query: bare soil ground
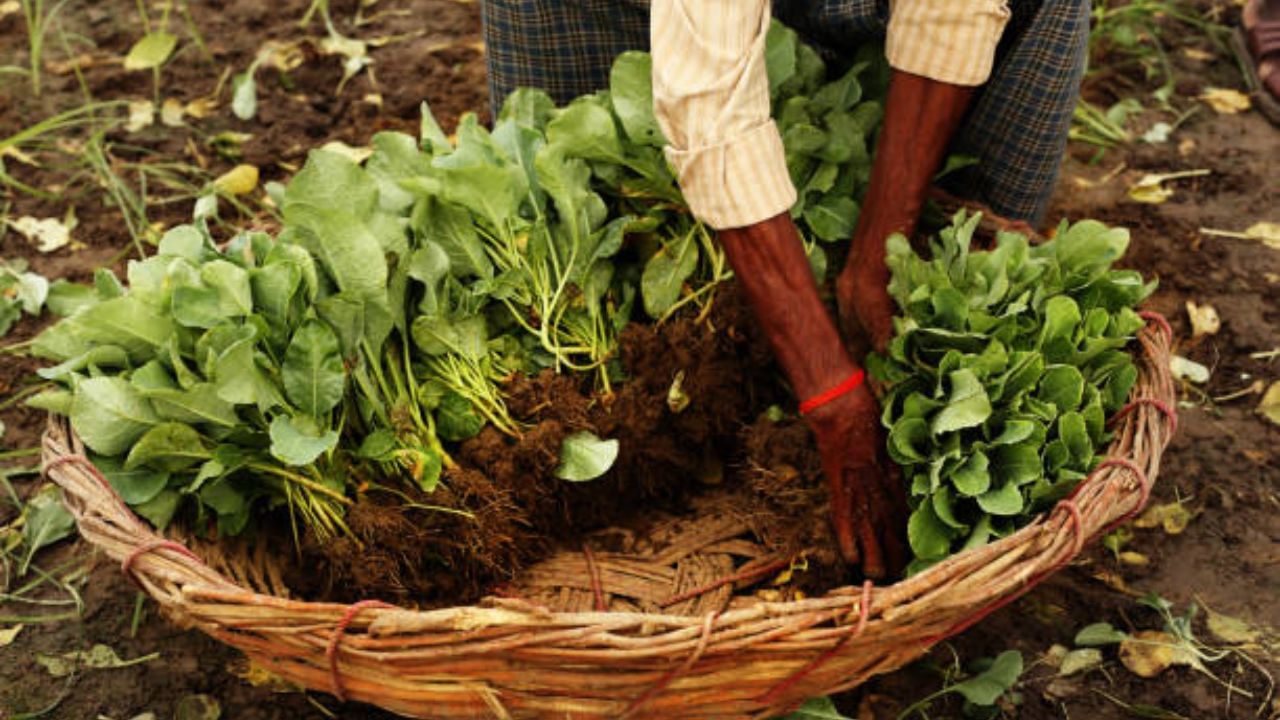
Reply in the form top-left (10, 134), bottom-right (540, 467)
top-left (1, 1), bottom-right (1277, 719)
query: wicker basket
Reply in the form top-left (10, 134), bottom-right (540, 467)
top-left (40, 315), bottom-right (1176, 720)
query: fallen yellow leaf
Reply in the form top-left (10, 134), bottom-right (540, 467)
top-left (125, 100), bottom-right (155, 133)
top-left (1185, 300), bottom-right (1220, 338)
top-left (213, 164), bottom-right (259, 195)
top-left (0, 1), bottom-right (19, 18)
top-left (1127, 169), bottom-right (1210, 205)
top-left (1206, 609), bottom-right (1262, 645)
top-left (1199, 87), bottom-right (1251, 114)
top-left (1119, 630), bottom-right (1194, 677)
top-left (161, 98), bottom-right (186, 127)
top-left (1135, 501), bottom-right (1194, 534)
top-left (1118, 551), bottom-right (1150, 566)
top-left (0, 624), bottom-right (21, 647)
top-left (1257, 382), bottom-right (1280, 427)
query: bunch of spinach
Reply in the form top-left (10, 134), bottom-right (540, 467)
top-left (30, 224), bottom-right (356, 540)
top-left (868, 212), bottom-right (1156, 572)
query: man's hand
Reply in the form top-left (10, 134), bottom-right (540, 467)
top-left (837, 70), bottom-right (976, 356)
top-left (804, 384), bottom-right (907, 578)
top-left (719, 214), bottom-right (906, 577)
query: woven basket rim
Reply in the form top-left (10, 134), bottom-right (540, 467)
top-left (40, 316), bottom-right (1177, 719)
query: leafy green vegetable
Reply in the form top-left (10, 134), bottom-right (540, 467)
top-left (555, 431), bottom-right (620, 482)
top-left (874, 211), bottom-right (1156, 569)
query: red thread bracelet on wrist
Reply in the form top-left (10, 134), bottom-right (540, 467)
top-left (798, 369), bottom-right (866, 415)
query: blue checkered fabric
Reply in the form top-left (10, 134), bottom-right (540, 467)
top-left (479, 0), bottom-right (1088, 224)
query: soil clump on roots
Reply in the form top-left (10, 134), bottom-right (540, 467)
top-left (285, 285), bottom-right (836, 606)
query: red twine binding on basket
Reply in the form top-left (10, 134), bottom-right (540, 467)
top-left (326, 600), bottom-right (394, 703)
top-left (120, 539), bottom-right (203, 586)
top-left (619, 610), bottom-right (720, 719)
top-left (659, 556), bottom-right (792, 608)
top-left (1137, 310), bottom-right (1172, 342)
top-left (582, 546), bottom-right (607, 612)
top-left (756, 580), bottom-right (873, 709)
top-left (1107, 397), bottom-right (1178, 435)
top-left (922, 455), bottom-right (1153, 647)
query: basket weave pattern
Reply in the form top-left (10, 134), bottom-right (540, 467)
top-left (41, 318), bottom-right (1176, 719)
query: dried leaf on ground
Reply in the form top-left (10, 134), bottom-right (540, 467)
top-left (1059, 648), bottom-right (1104, 676)
top-left (174, 694), bottom-right (222, 720)
top-left (8, 215), bottom-right (71, 252)
top-left (36, 643), bottom-right (160, 677)
top-left (1119, 630), bottom-right (1196, 677)
top-left (1257, 382), bottom-right (1280, 426)
top-left (0, 1), bottom-right (19, 18)
top-left (1185, 300), bottom-right (1220, 337)
top-left (126, 100), bottom-right (155, 132)
top-left (161, 98), bottom-right (186, 127)
top-left (1135, 501), bottom-right (1195, 534)
top-left (0, 624), bottom-right (22, 647)
top-left (1206, 609), bottom-right (1263, 645)
top-left (1169, 355), bottom-right (1210, 384)
top-left (227, 657), bottom-right (303, 693)
top-left (214, 164), bottom-right (260, 195)
top-left (1198, 87), bottom-right (1252, 114)
top-left (1127, 170), bottom-right (1210, 204)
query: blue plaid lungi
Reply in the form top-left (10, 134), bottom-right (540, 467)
top-left (479, 0), bottom-right (1088, 225)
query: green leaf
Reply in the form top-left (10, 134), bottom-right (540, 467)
top-left (976, 482), bottom-right (1024, 516)
top-left (213, 326), bottom-right (284, 411)
top-left (134, 489), bottom-right (181, 529)
top-left (21, 486), bottom-right (75, 559)
top-left (1038, 365), bottom-right (1085, 413)
top-left (1074, 622), bottom-right (1128, 646)
top-left (952, 451), bottom-right (991, 496)
top-left (45, 280), bottom-right (97, 317)
top-left (802, 195), bottom-right (859, 242)
top-left (1058, 411), bottom-right (1092, 461)
top-left (281, 320), bottom-right (345, 418)
top-left (268, 415), bottom-right (338, 466)
top-left (931, 369), bottom-right (993, 435)
top-left (70, 377), bottom-right (160, 455)
top-left (907, 501), bottom-right (953, 560)
top-left (951, 651), bottom-right (1023, 706)
top-left (200, 260), bottom-right (254, 317)
top-left (435, 392), bottom-right (485, 442)
top-left (1041, 295), bottom-right (1082, 346)
top-left (609, 52), bottom-right (663, 146)
top-left (888, 417), bottom-right (930, 464)
top-left (124, 31), bottom-right (177, 71)
top-left (231, 70), bottom-right (257, 120)
top-left (764, 21), bottom-right (798, 94)
top-left (778, 696), bottom-right (850, 719)
top-left (95, 457), bottom-right (169, 505)
top-left (993, 443), bottom-right (1042, 486)
top-left (641, 231), bottom-right (698, 318)
top-left (555, 430), bottom-right (619, 482)
top-left (126, 422), bottom-right (208, 472)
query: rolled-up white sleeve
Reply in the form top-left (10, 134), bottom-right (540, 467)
top-left (651, 0), bottom-right (796, 230)
top-left (886, 0), bottom-right (1011, 86)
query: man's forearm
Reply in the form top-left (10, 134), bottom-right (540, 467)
top-left (853, 70), bottom-right (975, 255)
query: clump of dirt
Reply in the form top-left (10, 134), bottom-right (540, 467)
top-left (288, 285), bottom-right (831, 606)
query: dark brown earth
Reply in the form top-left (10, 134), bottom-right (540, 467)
top-left (2, 1), bottom-right (1278, 719)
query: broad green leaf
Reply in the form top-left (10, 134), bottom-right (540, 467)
top-left (993, 443), bottom-right (1041, 486)
top-left (1058, 411), bottom-right (1092, 461)
top-left (435, 392), bottom-right (485, 442)
top-left (414, 199), bottom-right (493, 280)
top-left (172, 285), bottom-right (223, 329)
top-left (988, 419), bottom-right (1038, 446)
top-left (931, 369), bottom-right (992, 435)
top-left (134, 488), bottom-right (181, 529)
top-left (45, 280), bottom-right (97, 317)
top-left (95, 456), bottom-right (170, 505)
top-left (281, 320), bottom-right (345, 418)
top-left (952, 451), bottom-right (991, 496)
top-left (268, 415), bottom-right (338, 466)
top-left (907, 501), bottom-right (953, 560)
top-left (1041, 296), bottom-right (1082, 346)
top-left (976, 481), bottom-right (1024, 516)
top-left (200, 260), bottom-right (254, 317)
top-left (803, 195), bottom-right (859, 242)
top-left (1075, 622), bottom-right (1128, 646)
top-left (764, 21), bottom-right (798, 94)
top-left (70, 377), bottom-right (160, 455)
top-left (545, 97), bottom-right (626, 165)
top-left (158, 225), bottom-right (207, 261)
top-left (124, 31), bottom-right (177, 71)
top-left (609, 52), bottom-right (663, 146)
top-left (126, 422), bottom-right (208, 472)
top-left (951, 651), bottom-right (1023, 705)
top-left (933, 487), bottom-right (968, 530)
top-left (497, 88), bottom-right (555, 131)
top-left (888, 417), bottom-right (930, 464)
top-left (1038, 365), bottom-right (1085, 413)
top-left (142, 381), bottom-right (240, 425)
top-left (555, 430), bottom-right (619, 482)
top-left (21, 486), bottom-right (75, 559)
top-left (213, 326), bottom-right (284, 411)
top-left (419, 100), bottom-right (453, 154)
top-left (641, 231), bottom-right (698, 318)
